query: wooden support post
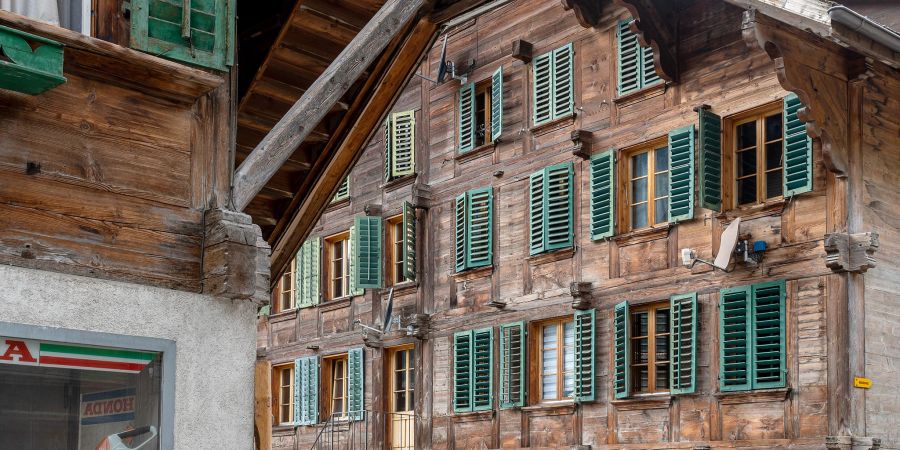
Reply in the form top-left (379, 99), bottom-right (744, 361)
top-left (254, 360), bottom-right (272, 450)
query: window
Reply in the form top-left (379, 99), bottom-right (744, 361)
top-left (455, 188), bottom-right (493, 272)
top-left (388, 345), bottom-right (415, 450)
top-left (533, 43), bottom-right (574, 126)
top-left (325, 232), bottom-right (350, 301)
top-left (452, 328), bottom-right (493, 412)
top-left (616, 19), bottom-right (661, 96)
top-left (625, 141), bottom-right (670, 230)
top-left (720, 280), bottom-right (786, 391)
top-left (386, 204), bottom-right (417, 285)
top-left (459, 67), bottom-right (503, 153)
top-left (332, 177), bottom-right (350, 203)
top-left (324, 355), bottom-right (349, 419)
top-left (273, 365), bottom-right (294, 425)
top-left (1, 1), bottom-right (90, 33)
top-left (529, 163), bottom-right (573, 255)
top-left (384, 111), bottom-right (415, 181)
top-left (733, 107), bottom-right (784, 205)
top-left (274, 257), bottom-right (296, 312)
top-left (296, 238), bottom-right (321, 308)
top-left (630, 302), bottom-right (670, 394)
top-left (528, 310), bottom-right (595, 404)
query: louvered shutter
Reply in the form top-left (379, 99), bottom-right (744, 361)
top-left (698, 108), bottom-right (722, 211)
top-left (333, 177), bottom-right (350, 202)
top-left (383, 117), bottom-right (392, 181)
top-left (499, 322), bottom-right (525, 408)
top-left (347, 348), bottom-right (365, 421)
top-left (574, 308), bottom-right (596, 402)
top-left (454, 194), bottom-right (468, 273)
top-left (590, 149), bottom-right (616, 240)
top-left (528, 170), bottom-right (546, 255)
top-left (130, 0), bottom-right (235, 70)
top-left (613, 301), bottom-right (630, 399)
top-left (466, 188), bottom-right (493, 269)
top-left (353, 216), bottom-right (382, 289)
top-left (348, 227), bottom-right (364, 296)
top-left (719, 286), bottom-right (751, 391)
top-left (533, 52), bottom-right (553, 125)
top-left (472, 327), bottom-right (494, 411)
top-left (459, 83), bottom-right (476, 153)
top-left (544, 163), bottom-right (574, 251)
top-left (392, 111), bottom-right (415, 178)
top-left (552, 43), bottom-right (574, 120)
top-left (616, 20), bottom-right (641, 96)
top-left (491, 66), bottom-right (503, 140)
top-left (453, 331), bottom-right (473, 412)
top-left (402, 202), bottom-right (417, 282)
top-left (751, 280), bottom-right (786, 389)
top-left (670, 293), bottom-right (698, 394)
top-left (668, 125), bottom-right (695, 223)
top-left (641, 44), bottom-right (660, 87)
top-left (296, 356), bottom-right (319, 425)
top-left (783, 94), bottom-right (813, 197)
top-left (296, 238), bottom-right (320, 308)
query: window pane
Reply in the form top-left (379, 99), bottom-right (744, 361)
top-left (766, 170), bottom-right (784, 199)
top-left (634, 337), bottom-right (648, 364)
top-left (655, 308), bottom-right (670, 333)
top-left (563, 322), bottom-right (575, 398)
top-left (632, 204), bottom-right (648, 229)
top-left (632, 312), bottom-right (648, 337)
top-left (396, 369), bottom-right (406, 390)
top-left (655, 364), bottom-right (669, 389)
top-left (765, 113), bottom-right (783, 141)
top-left (654, 147), bottom-right (669, 171)
top-left (654, 199), bottom-right (668, 224)
top-left (765, 142), bottom-right (783, 170)
top-left (633, 366), bottom-right (649, 392)
top-left (654, 173), bottom-right (669, 198)
top-left (656, 334), bottom-right (669, 362)
top-left (737, 121), bottom-right (756, 149)
top-left (632, 178), bottom-right (648, 203)
top-left (395, 392), bottom-right (406, 411)
top-left (395, 349), bottom-right (406, 370)
top-left (631, 152), bottom-right (648, 178)
top-left (737, 176), bottom-right (757, 205)
top-left (736, 149), bottom-right (757, 178)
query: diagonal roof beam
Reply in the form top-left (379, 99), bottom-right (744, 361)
top-left (231, 0), bottom-right (429, 211)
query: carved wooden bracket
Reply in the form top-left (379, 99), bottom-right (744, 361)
top-left (826, 436), bottom-right (882, 450)
top-left (824, 232), bottom-right (879, 274)
top-left (362, 331), bottom-right (383, 349)
top-left (571, 129), bottom-right (594, 159)
top-left (364, 203), bottom-right (382, 216)
top-left (202, 209), bottom-right (271, 304)
top-left (401, 313), bottom-right (432, 340)
top-left (511, 39), bottom-right (533, 64)
top-left (570, 281), bottom-right (592, 310)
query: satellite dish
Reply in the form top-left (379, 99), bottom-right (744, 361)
top-left (436, 35), bottom-right (449, 83)
top-left (713, 217), bottom-right (741, 270)
top-left (381, 287), bottom-right (395, 334)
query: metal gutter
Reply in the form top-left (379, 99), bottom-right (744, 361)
top-left (440, 0), bottom-right (516, 31)
top-left (828, 5), bottom-right (900, 53)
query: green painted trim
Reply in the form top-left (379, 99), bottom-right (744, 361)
top-left (0, 25), bottom-right (67, 95)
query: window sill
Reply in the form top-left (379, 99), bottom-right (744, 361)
top-left (451, 409), bottom-right (493, 421)
top-left (267, 308), bottom-right (298, 323)
top-left (319, 296), bottom-right (353, 312)
top-left (325, 197), bottom-right (350, 213)
top-left (522, 401), bottom-right (576, 416)
top-left (612, 224), bottom-right (672, 246)
top-left (452, 265), bottom-right (493, 281)
top-left (383, 173), bottom-right (418, 192)
top-left (611, 393), bottom-right (671, 410)
top-left (272, 424), bottom-right (296, 434)
top-left (527, 247), bottom-right (575, 265)
top-left (530, 113), bottom-right (576, 137)
top-left (717, 199), bottom-right (786, 222)
top-left (456, 142), bottom-right (496, 163)
top-left (715, 387), bottom-right (791, 404)
top-left (383, 281), bottom-right (418, 296)
top-left (614, 82), bottom-right (665, 106)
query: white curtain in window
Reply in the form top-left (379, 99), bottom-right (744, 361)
top-left (0, 0), bottom-right (60, 26)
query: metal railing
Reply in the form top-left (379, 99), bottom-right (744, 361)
top-left (310, 411), bottom-right (417, 450)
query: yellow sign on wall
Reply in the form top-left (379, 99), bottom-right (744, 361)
top-left (853, 377), bottom-right (872, 389)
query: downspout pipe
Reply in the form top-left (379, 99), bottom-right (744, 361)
top-left (828, 5), bottom-right (900, 53)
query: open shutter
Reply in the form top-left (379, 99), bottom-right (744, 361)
top-left (698, 108), bottom-right (722, 211)
top-left (459, 83), bottom-right (476, 153)
top-left (453, 331), bottom-right (473, 412)
top-left (471, 327), bottom-right (494, 411)
top-left (574, 308), bottom-right (596, 402)
top-left (130, 0), bottom-right (235, 70)
top-left (528, 170), bottom-right (546, 255)
top-left (348, 227), bottom-right (364, 296)
top-left (333, 177), bottom-right (350, 202)
top-left (783, 94), bottom-right (813, 197)
top-left (402, 202), bottom-right (417, 282)
top-left (296, 238), bottom-right (320, 308)
top-left (347, 348), bottom-right (365, 421)
top-left (590, 149), bottom-right (616, 240)
top-left (552, 43), bottom-right (574, 120)
top-left (670, 293), bottom-right (698, 394)
top-left (491, 66), bottom-right (503, 140)
top-left (533, 51), bottom-right (553, 125)
top-left (499, 322), bottom-right (525, 408)
top-left (455, 194), bottom-right (468, 272)
top-left (640, 45), bottom-right (660, 87)
top-left (751, 280), bottom-right (786, 389)
top-left (613, 301), bottom-right (630, 399)
top-left (353, 216), bottom-right (382, 289)
top-left (391, 111), bottom-right (415, 177)
top-left (616, 20), bottom-right (641, 96)
top-left (668, 125), bottom-right (695, 222)
top-left (466, 188), bottom-right (493, 269)
top-left (383, 117), bottom-right (392, 181)
top-left (719, 286), bottom-right (751, 391)
top-left (296, 356), bottom-right (319, 425)
top-left (545, 163), bottom-right (574, 251)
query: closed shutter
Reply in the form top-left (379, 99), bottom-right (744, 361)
top-left (532, 52), bottom-right (553, 125)
top-left (590, 149), bottom-right (616, 240)
top-left (472, 327), bottom-right (494, 411)
top-left (453, 331), bottom-right (473, 412)
top-left (491, 66), bottom-right (503, 140)
top-left (751, 280), bottom-right (786, 389)
top-left (698, 108), bottom-right (722, 211)
top-left (383, 117), bottom-right (392, 181)
top-left (783, 94), bottom-right (813, 197)
top-left (552, 43), bottom-right (574, 119)
top-left (528, 170), bottom-right (546, 255)
top-left (296, 238), bottom-right (320, 308)
top-left (616, 20), bottom-right (641, 96)
top-left (668, 125), bottom-right (695, 223)
top-left (544, 162), bottom-right (574, 251)
top-left (130, 0), bottom-right (235, 70)
top-left (454, 194), bottom-right (468, 273)
top-left (348, 227), bottom-right (363, 296)
top-left (402, 202), bottom-right (417, 282)
top-left (466, 188), bottom-right (493, 269)
top-left (573, 308), bottom-right (596, 402)
top-left (670, 293), bottom-right (697, 394)
top-left (391, 111), bottom-right (415, 177)
top-left (333, 177), bottom-right (350, 202)
top-left (719, 286), bottom-right (751, 391)
top-left (296, 356), bottom-right (319, 425)
top-left (347, 348), bottom-right (365, 421)
top-left (499, 322), bottom-right (525, 409)
top-left (613, 301), bottom-right (630, 399)
top-left (353, 216), bottom-right (382, 289)
top-left (459, 83), bottom-right (476, 153)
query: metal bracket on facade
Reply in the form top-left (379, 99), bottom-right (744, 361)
top-left (824, 231), bottom-right (879, 273)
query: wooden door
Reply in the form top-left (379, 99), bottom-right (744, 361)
top-left (387, 346), bottom-right (415, 449)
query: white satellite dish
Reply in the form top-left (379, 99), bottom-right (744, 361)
top-left (713, 217), bottom-right (741, 270)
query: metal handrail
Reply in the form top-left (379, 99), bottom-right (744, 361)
top-left (308, 410), bottom-right (420, 450)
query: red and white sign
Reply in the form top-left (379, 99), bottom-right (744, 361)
top-left (0, 338), bottom-right (39, 366)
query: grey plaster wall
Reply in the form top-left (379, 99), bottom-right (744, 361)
top-left (0, 264), bottom-right (256, 450)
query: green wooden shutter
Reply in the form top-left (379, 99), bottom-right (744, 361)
top-left (296, 355), bottom-right (319, 425)
top-left (529, 170), bottom-right (546, 255)
top-left (590, 149), bottom-right (616, 240)
top-left (472, 327), bottom-right (494, 411)
top-left (353, 216), bottom-right (382, 289)
top-left (384, 117), bottom-right (392, 181)
top-left (347, 347), bottom-right (365, 421)
top-left (459, 83), bottom-right (476, 153)
top-left (333, 177), bottom-right (350, 202)
top-left (783, 94), bottom-right (813, 197)
top-left (130, 0), bottom-right (234, 70)
top-left (0, 26), bottom-right (67, 95)
top-left (391, 111), bottom-right (415, 178)
top-left (453, 331), bottom-right (473, 412)
top-left (668, 125), bottom-right (695, 223)
top-left (698, 108), bottom-right (722, 211)
top-left (296, 238), bottom-right (320, 308)
top-left (402, 202), bottom-right (417, 282)
top-left (640, 44), bottom-right (660, 87)
top-left (533, 52), bottom-right (553, 125)
top-left (466, 188), bottom-right (493, 269)
top-left (613, 301), bottom-right (630, 399)
top-left (455, 194), bottom-right (468, 273)
top-left (552, 43), bottom-right (574, 120)
top-left (491, 66), bottom-right (503, 140)
top-left (574, 308), bottom-right (596, 402)
top-left (348, 227), bottom-right (364, 296)
top-left (670, 293), bottom-right (698, 394)
top-left (719, 286), bottom-right (751, 391)
top-left (751, 280), bottom-right (786, 389)
top-left (544, 162), bottom-right (574, 251)
top-left (499, 322), bottom-right (525, 409)
top-left (616, 20), bottom-right (641, 96)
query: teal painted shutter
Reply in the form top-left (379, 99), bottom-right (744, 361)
top-left (552, 43), bottom-right (574, 120)
top-left (353, 216), bottom-right (382, 289)
top-left (348, 227), bottom-right (363, 296)
top-left (455, 194), bottom-right (468, 272)
top-left (453, 331), bottom-right (473, 412)
top-left (529, 170), bottom-right (546, 255)
top-left (297, 238), bottom-right (320, 308)
top-left (590, 149), bottom-right (616, 240)
top-left (698, 108), bottom-right (722, 211)
top-left (383, 117), bottom-right (392, 181)
top-left (459, 83), bottom-right (476, 153)
top-left (574, 308), bottom-right (596, 402)
top-left (751, 280), bottom-right (786, 389)
top-left (333, 177), bottom-right (350, 202)
top-left (391, 111), bottom-right (415, 177)
top-left (670, 293), bottom-right (698, 394)
top-left (130, 0), bottom-right (234, 70)
top-left (544, 162), bottom-right (574, 251)
top-left (347, 348), bottom-right (365, 421)
top-left (402, 202), bottom-right (417, 282)
top-left (532, 51), bottom-right (553, 125)
top-left (783, 94), bottom-right (813, 197)
top-left (613, 301), bottom-right (630, 399)
top-left (499, 322), bottom-right (525, 408)
top-left (640, 44), bottom-right (660, 87)
top-left (466, 188), bottom-right (493, 269)
top-left (719, 286), bottom-right (751, 391)
top-left (472, 327), bottom-right (494, 411)
top-left (296, 356), bottom-right (319, 425)
top-left (668, 125), bottom-right (695, 222)
top-left (491, 66), bottom-right (503, 140)
top-left (616, 20), bottom-right (641, 96)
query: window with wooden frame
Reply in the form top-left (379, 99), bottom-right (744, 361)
top-left (531, 317), bottom-right (575, 402)
top-left (324, 231), bottom-right (351, 301)
top-left (630, 302), bottom-right (671, 394)
top-left (274, 257), bottom-right (296, 312)
top-left (387, 345), bottom-right (415, 450)
top-left (726, 103), bottom-right (785, 207)
top-left (323, 354), bottom-right (349, 420)
top-left (459, 68), bottom-right (503, 153)
top-left (273, 364), bottom-right (294, 425)
top-left (619, 138), bottom-right (670, 231)
top-left (386, 214), bottom-right (415, 286)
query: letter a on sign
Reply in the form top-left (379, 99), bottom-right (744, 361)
top-left (0, 339), bottom-right (39, 364)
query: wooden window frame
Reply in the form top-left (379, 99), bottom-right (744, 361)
top-left (529, 317), bottom-right (575, 404)
top-left (274, 258), bottom-right (296, 312)
top-left (474, 79), bottom-right (493, 147)
top-left (324, 231), bottom-right (351, 302)
top-left (629, 301), bottom-right (670, 395)
top-left (387, 344), bottom-right (416, 413)
top-left (386, 215), bottom-right (409, 286)
top-left (322, 354), bottom-right (349, 420)
top-left (272, 364), bottom-right (294, 425)
top-left (722, 101), bottom-right (785, 209)
top-left (616, 137), bottom-right (669, 232)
